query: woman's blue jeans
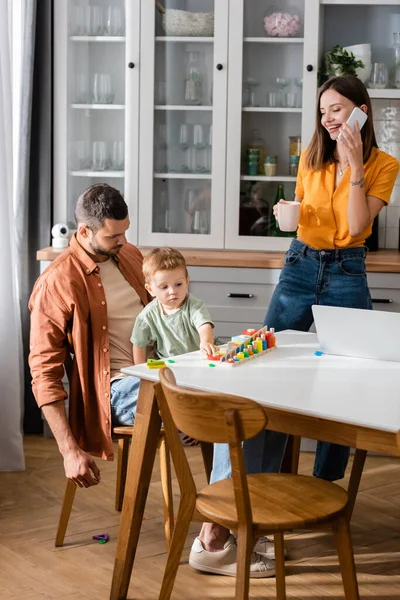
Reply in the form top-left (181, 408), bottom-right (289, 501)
top-left (211, 239), bottom-right (372, 485)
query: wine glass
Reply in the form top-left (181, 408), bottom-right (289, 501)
top-left (294, 77), bottom-right (303, 107)
top-left (271, 77), bottom-right (291, 107)
top-left (179, 124), bottom-right (191, 172)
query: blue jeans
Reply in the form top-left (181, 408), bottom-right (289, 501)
top-left (211, 239), bottom-right (371, 485)
top-left (110, 375), bottom-right (140, 426)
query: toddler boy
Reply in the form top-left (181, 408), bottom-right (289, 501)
top-left (131, 247), bottom-right (218, 365)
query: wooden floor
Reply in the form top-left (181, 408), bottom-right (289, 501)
top-left (1, 437), bottom-right (400, 600)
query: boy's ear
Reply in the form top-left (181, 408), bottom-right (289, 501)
top-left (145, 282), bottom-right (156, 297)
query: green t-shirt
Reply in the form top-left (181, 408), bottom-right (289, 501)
top-left (130, 294), bottom-right (214, 359)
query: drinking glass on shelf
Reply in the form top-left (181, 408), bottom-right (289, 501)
top-left (179, 124), bottom-right (191, 172)
top-left (155, 124), bottom-right (167, 172)
top-left (205, 125), bottom-right (213, 172)
top-left (70, 6), bottom-right (86, 35)
top-left (90, 6), bottom-right (103, 35)
top-left (92, 73), bottom-right (114, 103)
top-left (74, 73), bottom-right (89, 103)
top-left (111, 141), bottom-right (124, 170)
top-left (266, 92), bottom-right (278, 107)
top-left (192, 209), bottom-right (209, 234)
top-left (92, 141), bottom-right (108, 171)
top-left (294, 78), bottom-right (303, 107)
top-left (369, 63), bottom-right (388, 89)
top-left (105, 6), bottom-right (124, 35)
top-left (73, 140), bottom-right (91, 170)
top-left (243, 78), bottom-right (260, 107)
top-left (285, 92), bottom-right (298, 108)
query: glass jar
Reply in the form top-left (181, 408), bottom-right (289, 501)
top-left (247, 129), bottom-right (266, 175)
top-left (264, 156), bottom-right (277, 177)
top-left (263, 5), bottom-right (302, 38)
top-left (289, 135), bottom-right (301, 157)
top-left (184, 51), bottom-right (204, 105)
top-left (289, 155), bottom-right (300, 176)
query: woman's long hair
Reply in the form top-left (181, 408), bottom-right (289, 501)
top-left (305, 75), bottom-right (378, 170)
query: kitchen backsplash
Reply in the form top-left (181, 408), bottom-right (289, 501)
top-left (373, 98), bottom-right (400, 249)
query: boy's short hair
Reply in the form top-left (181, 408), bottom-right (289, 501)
top-left (143, 247), bottom-right (188, 283)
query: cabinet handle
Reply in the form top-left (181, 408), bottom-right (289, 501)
top-left (306, 64), bottom-right (313, 72)
top-left (128, 62), bottom-right (135, 69)
top-left (227, 293), bottom-right (254, 299)
top-left (371, 298), bottom-right (393, 304)
top-left (216, 63), bottom-right (223, 71)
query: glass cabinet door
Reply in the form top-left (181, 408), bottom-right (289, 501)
top-left (138, 0), bottom-right (228, 248)
top-left (225, 0), bottom-right (318, 251)
top-left (54, 0), bottom-right (139, 240)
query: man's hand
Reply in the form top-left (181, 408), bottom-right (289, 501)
top-left (63, 447), bottom-right (101, 488)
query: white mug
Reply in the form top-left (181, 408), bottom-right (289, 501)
top-left (277, 200), bottom-right (301, 232)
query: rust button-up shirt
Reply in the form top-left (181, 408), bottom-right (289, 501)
top-left (29, 235), bottom-right (149, 460)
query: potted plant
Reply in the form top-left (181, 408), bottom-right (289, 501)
top-left (323, 45), bottom-right (365, 81)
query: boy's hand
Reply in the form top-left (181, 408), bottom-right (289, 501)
top-left (200, 341), bottom-right (219, 356)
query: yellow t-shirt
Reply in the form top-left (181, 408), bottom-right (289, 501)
top-left (295, 147), bottom-right (399, 249)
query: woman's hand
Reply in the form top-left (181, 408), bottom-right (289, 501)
top-left (338, 120), bottom-right (364, 170)
top-left (273, 199), bottom-right (286, 218)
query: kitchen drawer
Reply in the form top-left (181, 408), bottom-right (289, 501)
top-left (370, 288), bottom-right (400, 312)
top-left (188, 266), bottom-right (281, 285)
top-left (189, 282), bottom-right (275, 310)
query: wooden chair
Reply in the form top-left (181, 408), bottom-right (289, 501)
top-left (55, 425), bottom-right (174, 548)
top-left (156, 367), bottom-right (360, 600)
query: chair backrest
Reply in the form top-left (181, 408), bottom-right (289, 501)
top-left (157, 368), bottom-right (268, 528)
top-left (158, 368), bottom-right (267, 444)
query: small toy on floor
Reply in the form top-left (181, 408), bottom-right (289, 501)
top-left (207, 325), bottom-right (277, 367)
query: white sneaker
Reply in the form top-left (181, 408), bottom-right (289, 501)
top-left (189, 534), bottom-right (275, 578)
top-left (254, 536), bottom-right (287, 560)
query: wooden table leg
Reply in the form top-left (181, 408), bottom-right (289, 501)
top-left (281, 434), bottom-right (301, 475)
top-left (347, 449), bottom-right (367, 520)
top-left (110, 380), bottom-right (161, 600)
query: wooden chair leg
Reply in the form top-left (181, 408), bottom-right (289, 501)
top-left (159, 434), bottom-right (174, 548)
top-left (346, 449), bottom-right (367, 520)
top-left (159, 509), bottom-right (192, 600)
top-left (235, 527), bottom-right (253, 600)
top-left (280, 435), bottom-right (301, 475)
top-left (274, 532), bottom-right (286, 600)
top-left (116, 437), bottom-right (130, 512)
top-left (333, 515), bottom-right (360, 600)
top-left (55, 479), bottom-right (77, 547)
top-left (200, 441), bottom-right (213, 483)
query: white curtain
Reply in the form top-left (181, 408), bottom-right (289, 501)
top-left (0, 0), bottom-right (25, 470)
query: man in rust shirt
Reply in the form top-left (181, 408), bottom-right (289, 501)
top-left (29, 184), bottom-right (149, 488)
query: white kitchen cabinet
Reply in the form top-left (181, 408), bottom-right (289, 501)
top-left (54, 1), bottom-right (400, 250)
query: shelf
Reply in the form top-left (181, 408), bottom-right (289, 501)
top-left (243, 37), bottom-right (304, 44)
top-left (241, 175), bottom-right (297, 182)
top-left (69, 36), bottom-right (125, 42)
top-left (70, 171), bottom-right (125, 178)
top-left (242, 107), bottom-right (302, 113)
top-left (322, 0), bottom-right (398, 4)
top-left (155, 36), bottom-right (214, 43)
top-left (155, 105), bottom-right (212, 111)
top-left (71, 104), bottom-right (125, 110)
top-left (154, 173), bottom-right (211, 179)
top-left (367, 89), bottom-right (400, 99)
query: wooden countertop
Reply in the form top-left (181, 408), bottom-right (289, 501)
top-left (36, 246), bottom-right (400, 273)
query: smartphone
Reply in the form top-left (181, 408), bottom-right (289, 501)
top-left (337, 107), bottom-right (368, 141)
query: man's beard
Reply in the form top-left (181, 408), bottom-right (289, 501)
top-left (89, 238), bottom-right (121, 258)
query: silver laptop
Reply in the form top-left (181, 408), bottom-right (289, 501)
top-left (312, 304), bottom-right (400, 362)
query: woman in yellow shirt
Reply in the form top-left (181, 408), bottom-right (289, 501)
top-left (262, 75), bottom-right (399, 483)
top-left (189, 76), bottom-right (399, 577)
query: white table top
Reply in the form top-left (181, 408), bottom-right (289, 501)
top-left (122, 331), bottom-right (400, 435)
